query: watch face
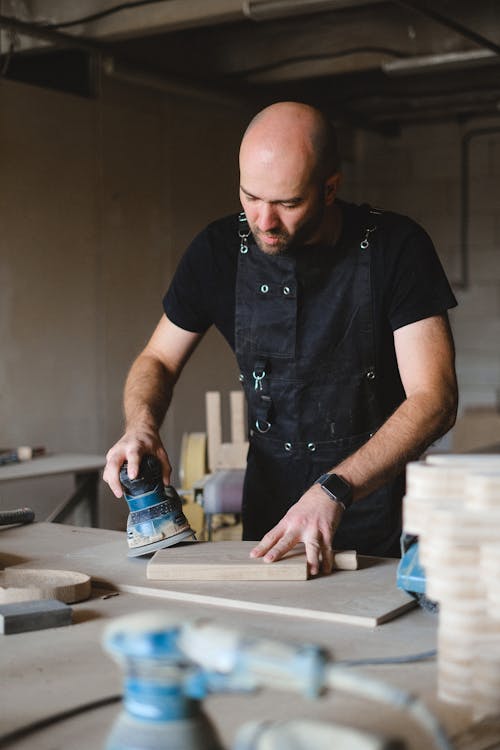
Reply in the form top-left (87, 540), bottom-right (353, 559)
top-left (321, 474), bottom-right (353, 506)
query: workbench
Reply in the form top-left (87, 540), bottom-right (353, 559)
top-left (0, 522), bottom-right (477, 750)
top-left (0, 453), bottom-right (105, 526)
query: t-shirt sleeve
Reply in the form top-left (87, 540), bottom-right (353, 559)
top-left (383, 220), bottom-right (457, 331)
top-left (163, 230), bottom-right (214, 334)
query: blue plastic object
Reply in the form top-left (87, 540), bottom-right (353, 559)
top-left (103, 613), bottom-right (223, 750)
top-left (396, 535), bottom-right (426, 596)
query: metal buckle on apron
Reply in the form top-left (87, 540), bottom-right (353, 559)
top-left (255, 418), bottom-right (271, 433)
top-left (252, 361), bottom-right (272, 432)
top-left (360, 226), bottom-right (377, 250)
top-left (238, 211), bottom-right (251, 254)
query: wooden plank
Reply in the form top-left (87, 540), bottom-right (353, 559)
top-left (117, 572), bottom-right (416, 628)
top-left (205, 391), bottom-right (222, 472)
top-left (230, 390), bottom-right (246, 444)
top-left (216, 442), bottom-right (248, 469)
top-left (147, 542), bottom-right (358, 581)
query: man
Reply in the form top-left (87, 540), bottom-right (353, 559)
top-left (104, 101), bottom-right (458, 576)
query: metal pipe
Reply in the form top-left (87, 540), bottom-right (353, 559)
top-left (243, 0), bottom-right (384, 21)
top-left (460, 124), bottom-right (500, 290)
top-left (383, 49), bottom-right (498, 76)
top-left (0, 12), bottom-right (102, 53)
top-left (393, 1), bottom-right (500, 57)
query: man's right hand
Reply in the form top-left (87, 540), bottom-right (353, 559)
top-left (103, 427), bottom-right (172, 498)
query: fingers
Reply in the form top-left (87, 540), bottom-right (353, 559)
top-left (103, 432), bottom-right (171, 498)
top-left (103, 449), bottom-right (125, 498)
top-left (250, 525), bottom-right (300, 564)
top-left (156, 447), bottom-right (172, 487)
top-left (249, 527), bottom-right (283, 558)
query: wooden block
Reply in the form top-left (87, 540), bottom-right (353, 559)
top-left (0, 599), bottom-right (72, 634)
top-left (148, 541), bottom-right (308, 581)
top-left (216, 442), bottom-right (248, 469)
top-left (333, 550), bottom-right (358, 571)
top-left (147, 542), bottom-right (357, 581)
top-left (230, 390), bottom-right (246, 444)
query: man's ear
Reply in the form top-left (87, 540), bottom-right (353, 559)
top-left (325, 172), bottom-right (342, 205)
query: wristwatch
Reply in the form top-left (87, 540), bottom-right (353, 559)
top-left (315, 473), bottom-right (353, 511)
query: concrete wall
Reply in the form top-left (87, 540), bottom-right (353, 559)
top-left (0, 76), bottom-right (249, 528)
top-left (340, 119), bottom-right (500, 433)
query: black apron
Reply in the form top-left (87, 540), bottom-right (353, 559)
top-left (235, 204), bottom-right (403, 556)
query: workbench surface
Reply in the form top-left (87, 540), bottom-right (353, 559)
top-left (0, 522), bottom-right (473, 750)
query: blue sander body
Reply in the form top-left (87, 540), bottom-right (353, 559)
top-left (120, 455), bottom-right (196, 557)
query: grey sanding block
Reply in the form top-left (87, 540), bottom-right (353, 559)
top-left (0, 599), bottom-right (72, 634)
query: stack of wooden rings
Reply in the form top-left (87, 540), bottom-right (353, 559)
top-left (402, 454), bottom-right (500, 711)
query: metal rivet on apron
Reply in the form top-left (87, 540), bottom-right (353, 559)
top-left (239, 373), bottom-right (244, 382)
top-left (284, 442), bottom-right (292, 452)
top-left (283, 286), bottom-right (291, 295)
top-left (260, 284), bottom-right (269, 293)
top-left (307, 442), bottom-right (316, 452)
top-left (366, 369), bottom-right (376, 380)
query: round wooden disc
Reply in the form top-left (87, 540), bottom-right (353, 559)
top-left (0, 567), bottom-right (91, 604)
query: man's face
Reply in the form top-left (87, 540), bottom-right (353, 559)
top-left (239, 145), bottom-right (327, 256)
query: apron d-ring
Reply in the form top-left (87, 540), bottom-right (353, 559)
top-left (255, 419), bottom-right (271, 433)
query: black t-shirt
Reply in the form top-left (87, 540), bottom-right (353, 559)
top-left (163, 201), bottom-right (457, 419)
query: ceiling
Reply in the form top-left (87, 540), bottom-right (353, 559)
top-left (1, 0), bottom-right (500, 132)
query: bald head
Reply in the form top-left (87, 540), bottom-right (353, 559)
top-left (241, 102), bottom-right (340, 182)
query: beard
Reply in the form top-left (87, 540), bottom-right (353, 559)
top-left (249, 199), bottom-right (326, 256)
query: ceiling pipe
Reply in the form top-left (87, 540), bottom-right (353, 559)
top-left (0, 12), bottom-right (101, 53)
top-left (383, 49), bottom-right (499, 76)
top-left (243, 0), bottom-right (384, 21)
top-left (393, 1), bottom-right (500, 57)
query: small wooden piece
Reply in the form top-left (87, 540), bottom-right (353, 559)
top-left (147, 542), bottom-right (357, 582)
top-left (0, 599), bottom-right (72, 634)
top-left (0, 568), bottom-right (91, 604)
top-left (205, 392), bottom-right (222, 472)
top-left (206, 390), bottom-right (248, 471)
top-left (230, 390), bottom-right (246, 444)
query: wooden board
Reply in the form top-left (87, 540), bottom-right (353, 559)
top-left (147, 542), bottom-right (358, 581)
top-left (120, 560), bottom-right (416, 627)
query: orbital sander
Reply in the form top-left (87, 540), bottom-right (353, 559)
top-left (120, 454), bottom-right (196, 557)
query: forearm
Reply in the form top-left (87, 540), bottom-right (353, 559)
top-left (334, 389), bottom-right (457, 501)
top-left (124, 353), bottom-right (175, 432)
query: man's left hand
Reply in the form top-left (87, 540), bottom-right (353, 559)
top-left (249, 485), bottom-right (344, 576)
